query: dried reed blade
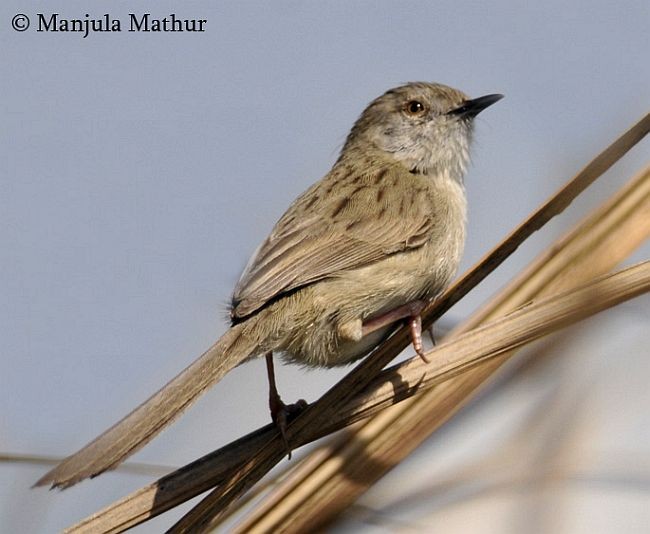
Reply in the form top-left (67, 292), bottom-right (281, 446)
top-left (233, 170), bottom-right (650, 531)
top-left (65, 115), bottom-right (649, 533)
top-left (180, 263), bottom-right (648, 533)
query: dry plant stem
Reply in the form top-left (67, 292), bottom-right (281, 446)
top-left (202, 455), bottom-right (307, 527)
top-left (76, 255), bottom-right (646, 534)
top-left (464, 164), bottom-right (650, 331)
top-left (180, 112), bottom-right (650, 530)
top-left (419, 112), bottom-right (650, 334)
top-left (0, 453), bottom-right (174, 478)
top-left (239, 164), bottom-right (650, 532)
top-left (174, 263), bottom-right (649, 532)
top-left (234, 169), bottom-right (650, 530)
top-left (340, 261), bottom-right (650, 424)
top-left (65, 115), bottom-right (649, 533)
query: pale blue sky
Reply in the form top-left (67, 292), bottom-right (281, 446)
top-left (2, 1), bottom-right (648, 532)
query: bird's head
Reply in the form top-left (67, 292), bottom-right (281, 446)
top-left (343, 82), bottom-right (503, 181)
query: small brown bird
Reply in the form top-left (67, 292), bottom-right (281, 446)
top-left (36, 82), bottom-right (502, 489)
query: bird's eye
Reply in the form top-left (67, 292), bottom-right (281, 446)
top-left (404, 100), bottom-right (426, 116)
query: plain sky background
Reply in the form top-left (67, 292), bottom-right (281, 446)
top-left (2, 1), bottom-right (648, 532)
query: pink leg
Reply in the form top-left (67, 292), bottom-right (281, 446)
top-left (265, 352), bottom-right (307, 459)
top-left (361, 300), bottom-right (430, 363)
top-left (409, 314), bottom-right (429, 363)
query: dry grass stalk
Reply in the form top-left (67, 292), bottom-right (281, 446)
top-left (274, 261), bottom-right (650, 436)
top-left (178, 263), bottom-right (649, 534)
top-left (0, 454), bottom-right (173, 478)
top-left (64, 115), bottom-right (649, 533)
top-left (236, 162), bottom-right (650, 533)
top-left (178, 116), bottom-right (650, 530)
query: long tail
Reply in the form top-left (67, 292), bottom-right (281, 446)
top-left (35, 315), bottom-right (264, 489)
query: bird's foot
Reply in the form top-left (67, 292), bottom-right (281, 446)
top-left (269, 392), bottom-right (308, 459)
top-left (361, 300), bottom-right (430, 363)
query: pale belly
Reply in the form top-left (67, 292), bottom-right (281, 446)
top-left (275, 232), bottom-right (463, 367)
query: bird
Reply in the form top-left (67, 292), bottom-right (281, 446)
top-left (36, 82), bottom-right (502, 489)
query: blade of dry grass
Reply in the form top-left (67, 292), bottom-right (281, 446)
top-left (0, 453), bottom-right (174, 478)
top-left (420, 112), bottom-right (649, 333)
top-left (64, 115), bottom-right (649, 533)
top-left (236, 163), bottom-right (649, 533)
top-left (183, 116), bottom-right (650, 530)
top-left (337, 260), bottom-right (650, 425)
top-left (176, 263), bottom-right (648, 533)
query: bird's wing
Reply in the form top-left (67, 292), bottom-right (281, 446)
top-left (231, 165), bottom-right (434, 318)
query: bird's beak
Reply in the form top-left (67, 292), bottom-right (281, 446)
top-left (449, 93), bottom-right (504, 118)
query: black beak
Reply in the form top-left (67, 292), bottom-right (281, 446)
top-left (449, 93), bottom-right (503, 118)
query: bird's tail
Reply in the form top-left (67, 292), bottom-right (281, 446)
top-left (35, 313), bottom-right (266, 489)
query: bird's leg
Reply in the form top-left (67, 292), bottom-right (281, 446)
top-left (409, 314), bottom-right (429, 363)
top-left (265, 352), bottom-right (307, 459)
top-left (361, 300), bottom-right (430, 363)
